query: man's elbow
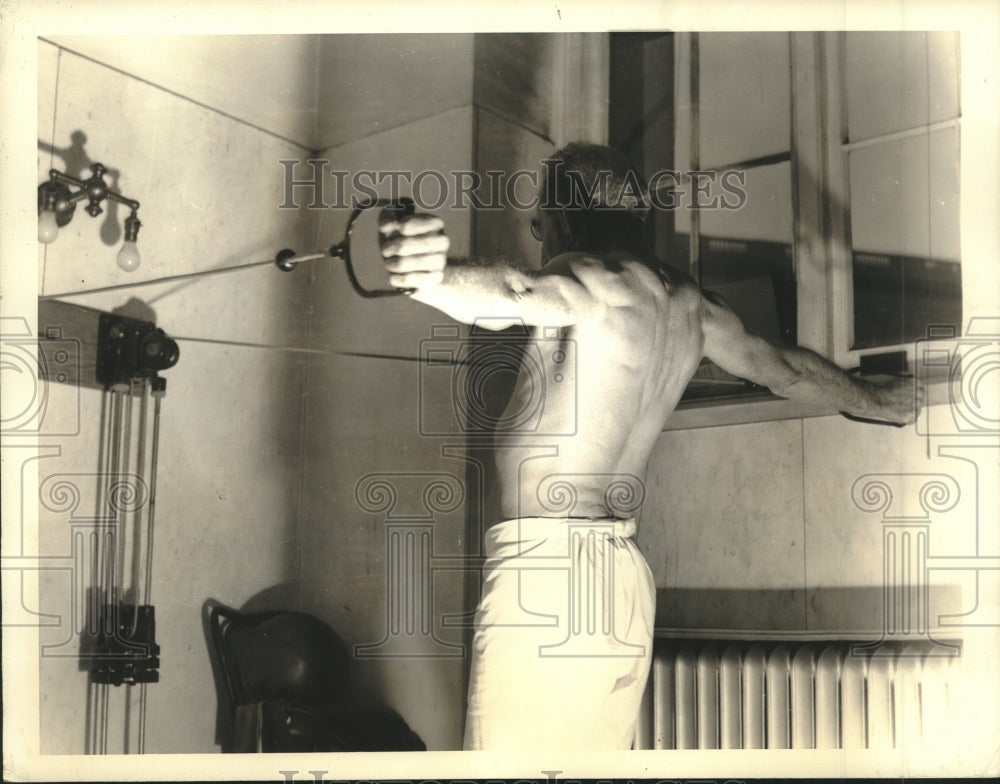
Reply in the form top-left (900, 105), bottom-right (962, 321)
top-left (759, 349), bottom-right (804, 398)
top-left (769, 374), bottom-right (802, 399)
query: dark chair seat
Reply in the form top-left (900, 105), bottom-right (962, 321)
top-left (205, 600), bottom-right (425, 752)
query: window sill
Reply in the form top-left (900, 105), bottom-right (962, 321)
top-left (667, 393), bottom-right (832, 430)
top-left (666, 368), bottom-right (953, 431)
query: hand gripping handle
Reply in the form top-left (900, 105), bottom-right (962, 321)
top-left (275, 197), bottom-right (416, 299)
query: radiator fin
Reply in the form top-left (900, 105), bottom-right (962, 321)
top-left (841, 647), bottom-right (867, 748)
top-left (766, 645), bottom-right (791, 749)
top-left (814, 645), bottom-right (842, 748)
top-left (675, 644), bottom-right (698, 749)
top-left (741, 644), bottom-right (767, 749)
top-left (719, 645), bottom-right (742, 749)
top-left (791, 645), bottom-right (816, 749)
top-left (696, 646), bottom-right (720, 748)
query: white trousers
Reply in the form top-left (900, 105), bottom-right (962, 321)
top-left (463, 517), bottom-right (656, 750)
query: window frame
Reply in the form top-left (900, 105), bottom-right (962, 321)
top-left (815, 31), bottom-right (962, 371)
top-left (655, 31), bottom-right (960, 430)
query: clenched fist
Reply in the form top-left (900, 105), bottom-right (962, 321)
top-left (378, 207), bottom-right (449, 293)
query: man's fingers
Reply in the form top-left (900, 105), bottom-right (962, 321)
top-left (378, 210), bottom-right (448, 292)
top-left (384, 253), bottom-right (447, 274)
top-left (381, 233), bottom-right (450, 257)
top-left (379, 213), bottom-right (445, 237)
top-left (388, 269), bottom-right (445, 289)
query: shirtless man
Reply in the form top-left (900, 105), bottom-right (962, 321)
top-left (379, 143), bottom-right (919, 751)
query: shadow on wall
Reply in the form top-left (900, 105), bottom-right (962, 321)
top-left (655, 585), bottom-right (965, 635)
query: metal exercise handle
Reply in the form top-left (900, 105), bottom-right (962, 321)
top-left (275, 197), bottom-right (415, 299)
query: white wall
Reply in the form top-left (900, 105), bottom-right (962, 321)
top-left (296, 104), bottom-right (475, 752)
top-left (638, 414), bottom-right (985, 631)
top-left (35, 36), bottom-right (314, 754)
top-left (316, 33), bottom-right (475, 150)
top-left (44, 35), bottom-right (320, 149)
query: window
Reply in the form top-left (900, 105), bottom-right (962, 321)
top-left (609, 32), bottom-right (962, 424)
top-left (831, 31), bottom-right (962, 357)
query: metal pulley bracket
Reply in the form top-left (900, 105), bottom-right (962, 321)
top-left (97, 312), bottom-right (180, 388)
top-left (90, 603), bottom-right (161, 686)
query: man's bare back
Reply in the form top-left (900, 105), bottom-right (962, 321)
top-left (379, 214), bottom-right (918, 518)
top-left (494, 252), bottom-right (705, 519)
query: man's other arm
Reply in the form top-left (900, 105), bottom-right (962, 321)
top-left (700, 290), bottom-right (921, 425)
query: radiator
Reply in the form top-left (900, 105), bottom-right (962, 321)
top-left (634, 637), bottom-right (959, 750)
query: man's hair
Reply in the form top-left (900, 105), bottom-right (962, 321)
top-left (542, 142), bottom-right (650, 256)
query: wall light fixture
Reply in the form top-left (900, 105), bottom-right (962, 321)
top-left (38, 163), bottom-right (143, 272)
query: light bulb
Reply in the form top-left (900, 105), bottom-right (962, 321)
top-left (38, 209), bottom-right (60, 244)
top-left (117, 240), bottom-right (141, 272)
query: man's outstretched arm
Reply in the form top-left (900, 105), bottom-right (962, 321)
top-left (378, 211), bottom-right (600, 329)
top-left (700, 291), bottom-right (922, 425)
